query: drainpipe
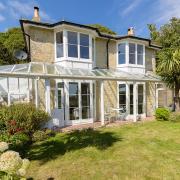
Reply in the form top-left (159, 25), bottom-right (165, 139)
top-left (106, 39), bottom-right (110, 69)
top-left (24, 33), bottom-right (31, 61)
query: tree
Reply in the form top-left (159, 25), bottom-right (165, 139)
top-left (88, 24), bottom-right (116, 35)
top-left (0, 27), bottom-right (25, 65)
top-left (148, 18), bottom-right (180, 110)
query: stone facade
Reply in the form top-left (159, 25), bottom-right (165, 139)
top-left (27, 26), bottom-right (54, 63)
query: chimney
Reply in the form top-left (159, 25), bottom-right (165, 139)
top-left (32, 6), bottom-right (40, 22)
top-left (127, 27), bottom-right (134, 36)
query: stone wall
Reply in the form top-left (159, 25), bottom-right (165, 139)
top-left (145, 47), bottom-right (156, 73)
top-left (27, 26), bottom-right (54, 63)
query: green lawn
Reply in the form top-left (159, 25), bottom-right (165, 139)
top-left (26, 121), bottom-right (180, 180)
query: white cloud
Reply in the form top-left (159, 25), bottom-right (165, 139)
top-left (121, 0), bottom-right (142, 16)
top-left (154, 0), bottom-right (180, 23)
top-left (0, 14), bottom-right (5, 22)
top-left (7, 0), bottom-right (53, 22)
top-left (0, 2), bottom-right (5, 10)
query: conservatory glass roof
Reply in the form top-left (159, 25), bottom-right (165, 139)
top-left (0, 62), bottom-right (161, 82)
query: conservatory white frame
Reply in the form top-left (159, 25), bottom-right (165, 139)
top-left (0, 62), bottom-right (161, 126)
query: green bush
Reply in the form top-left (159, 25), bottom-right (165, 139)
top-left (9, 133), bottom-right (30, 147)
top-left (32, 129), bottom-right (55, 142)
top-left (155, 108), bottom-right (170, 121)
top-left (0, 103), bottom-right (50, 135)
top-left (169, 112), bottom-right (180, 122)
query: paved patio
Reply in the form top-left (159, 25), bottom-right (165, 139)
top-left (59, 117), bottom-right (155, 133)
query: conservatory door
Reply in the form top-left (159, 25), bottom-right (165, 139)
top-left (66, 81), bottom-right (93, 125)
top-left (52, 82), bottom-right (65, 127)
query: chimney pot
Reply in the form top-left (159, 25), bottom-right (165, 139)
top-left (32, 6), bottom-right (40, 22)
top-left (128, 27), bottom-right (134, 36)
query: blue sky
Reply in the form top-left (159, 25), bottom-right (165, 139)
top-left (0, 0), bottom-right (179, 37)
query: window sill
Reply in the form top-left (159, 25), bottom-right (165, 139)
top-left (56, 57), bottom-right (92, 63)
top-left (117, 64), bottom-right (145, 68)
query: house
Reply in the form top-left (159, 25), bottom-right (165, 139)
top-left (0, 7), bottom-right (174, 127)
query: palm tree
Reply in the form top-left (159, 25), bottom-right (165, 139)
top-left (148, 18), bottom-right (180, 111)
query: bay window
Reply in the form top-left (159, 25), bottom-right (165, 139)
top-left (56, 31), bottom-right (91, 60)
top-left (118, 42), bottom-right (145, 66)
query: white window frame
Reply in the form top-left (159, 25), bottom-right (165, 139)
top-left (116, 41), bottom-right (145, 68)
top-left (65, 80), bottom-right (94, 125)
top-left (117, 81), bottom-right (146, 117)
top-left (55, 30), bottom-right (93, 63)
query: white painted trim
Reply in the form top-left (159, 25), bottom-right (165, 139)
top-left (45, 79), bottom-right (51, 113)
top-left (133, 81), bottom-right (137, 122)
top-left (100, 80), bottom-right (105, 125)
top-left (35, 79), bottom-right (39, 108)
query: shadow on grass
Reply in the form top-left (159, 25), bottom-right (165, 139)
top-left (27, 128), bottom-right (122, 164)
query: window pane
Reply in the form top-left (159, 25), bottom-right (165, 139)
top-left (118, 43), bottom-right (126, 64)
top-left (129, 53), bottom-right (135, 64)
top-left (69, 95), bottom-right (79, 107)
top-left (138, 84), bottom-right (144, 114)
top-left (137, 44), bottom-right (143, 54)
top-left (82, 107), bottom-right (90, 119)
top-left (119, 95), bottom-right (126, 105)
top-left (118, 54), bottom-right (125, 64)
top-left (137, 54), bottom-right (143, 65)
top-left (82, 95), bottom-right (90, 107)
top-left (69, 107), bottom-right (79, 120)
top-left (130, 84), bottom-right (133, 115)
top-left (81, 83), bottom-right (90, 94)
top-left (80, 34), bottom-right (89, 46)
top-left (56, 44), bottom-right (63, 58)
top-left (80, 46), bottom-right (89, 59)
top-left (138, 105), bottom-right (143, 114)
top-left (68, 44), bottom-right (78, 58)
top-left (129, 43), bottom-right (136, 64)
top-left (57, 89), bottom-right (61, 109)
top-left (68, 31), bottom-right (77, 44)
top-left (119, 84), bottom-right (126, 110)
top-left (56, 32), bottom-right (63, 44)
top-left (129, 43), bottom-right (135, 53)
top-left (69, 82), bottom-right (78, 95)
top-left (119, 84), bottom-right (126, 94)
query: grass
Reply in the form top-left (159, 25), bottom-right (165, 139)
top-left (26, 121), bottom-right (180, 180)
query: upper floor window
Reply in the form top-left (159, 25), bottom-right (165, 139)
top-left (56, 32), bottom-right (63, 58)
top-left (68, 31), bottom-right (78, 58)
top-left (118, 43), bottom-right (126, 64)
top-left (137, 44), bottom-right (143, 65)
top-left (55, 30), bottom-right (92, 61)
top-left (129, 43), bottom-right (136, 64)
top-left (67, 31), bottom-right (89, 59)
top-left (118, 42), bottom-right (145, 66)
top-left (80, 34), bottom-right (89, 59)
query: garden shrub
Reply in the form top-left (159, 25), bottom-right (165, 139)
top-left (0, 103), bottom-right (50, 135)
top-left (0, 103), bottom-right (51, 148)
top-left (169, 112), bottom-right (180, 122)
top-left (155, 108), bottom-right (170, 121)
top-left (32, 129), bottom-right (55, 142)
